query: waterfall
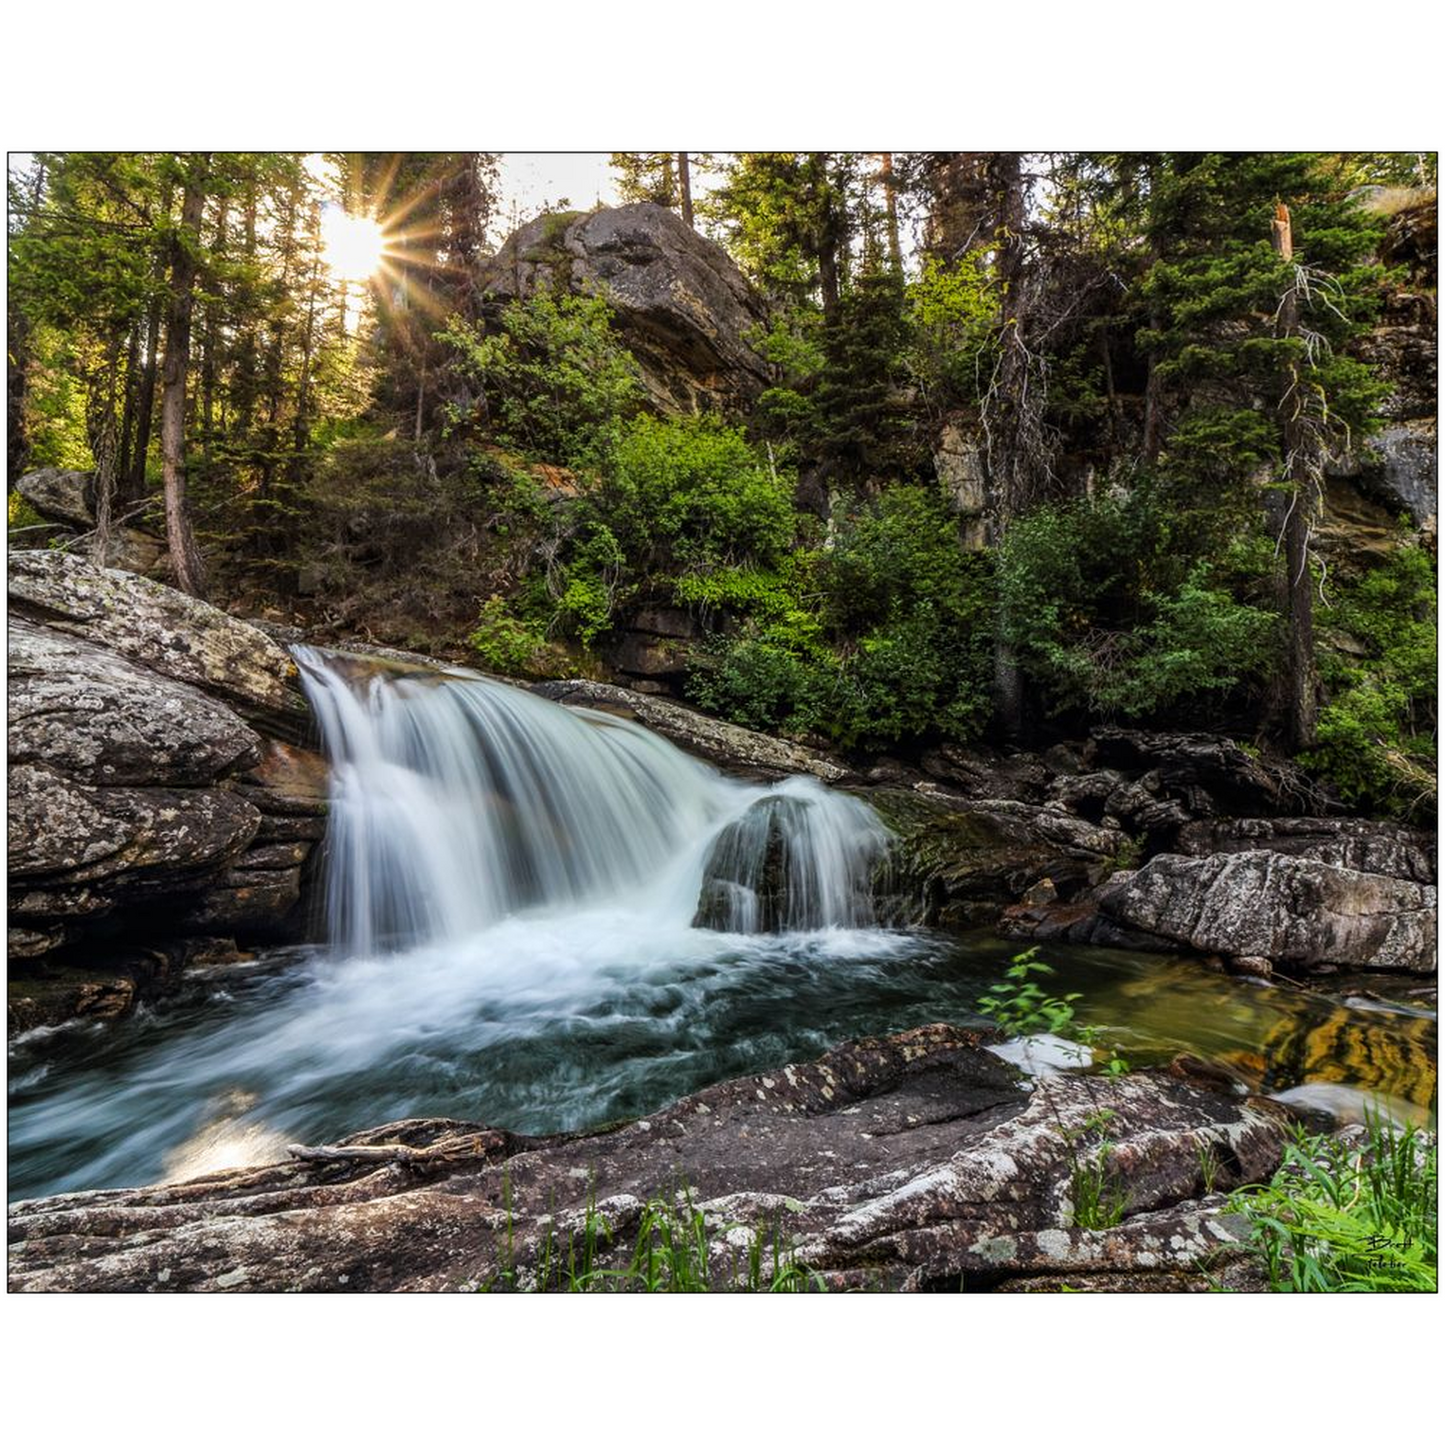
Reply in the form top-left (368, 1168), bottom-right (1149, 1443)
top-left (293, 648), bottom-right (889, 954)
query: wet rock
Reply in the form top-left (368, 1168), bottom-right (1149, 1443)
top-left (532, 677), bottom-right (853, 784)
top-left (1177, 817), bottom-right (1435, 885)
top-left (1096, 850), bottom-right (1437, 974)
top-left (479, 203), bottom-right (769, 415)
top-left (868, 789), bottom-right (1127, 927)
top-left (6, 1025), bottom-right (1287, 1292)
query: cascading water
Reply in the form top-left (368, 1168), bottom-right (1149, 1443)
top-left (10, 652), bottom-right (1435, 1201)
top-left (293, 646), bottom-right (889, 951)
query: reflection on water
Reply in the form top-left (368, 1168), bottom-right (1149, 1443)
top-left (7, 929), bottom-right (1436, 1202)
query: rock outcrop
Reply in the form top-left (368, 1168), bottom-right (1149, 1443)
top-left (868, 789), bottom-right (1128, 928)
top-left (478, 203), bottom-right (770, 415)
top-left (7, 1025), bottom-right (1288, 1293)
top-left (532, 677), bottom-right (853, 784)
top-left (1095, 851), bottom-right (1436, 973)
top-left (1176, 816), bottom-right (1435, 885)
top-left (7, 551), bottom-right (327, 1014)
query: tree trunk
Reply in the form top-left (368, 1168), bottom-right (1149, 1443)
top-left (988, 153), bottom-right (1030, 738)
top-left (677, 153), bottom-right (694, 228)
top-left (880, 152), bottom-right (903, 273)
top-left (1271, 202), bottom-right (1317, 750)
top-left (159, 157), bottom-right (209, 598)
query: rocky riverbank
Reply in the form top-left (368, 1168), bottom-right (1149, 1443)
top-left (7, 1023), bottom-right (1289, 1292)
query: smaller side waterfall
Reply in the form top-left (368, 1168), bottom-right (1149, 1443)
top-left (692, 787), bottom-right (890, 932)
top-left (293, 647), bottom-right (892, 955)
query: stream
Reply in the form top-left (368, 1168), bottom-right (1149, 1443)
top-left (9, 650), bottom-right (1436, 1202)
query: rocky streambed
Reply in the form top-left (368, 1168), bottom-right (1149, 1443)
top-left (9, 1024), bottom-right (1290, 1293)
top-left (6, 546), bottom-right (1438, 1291)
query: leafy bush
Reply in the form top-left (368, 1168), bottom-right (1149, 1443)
top-left (440, 292), bottom-right (643, 468)
top-left (592, 413), bottom-right (797, 577)
top-left (997, 481), bottom-right (1280, 720)
top-left (1305, 539), bottom-right (1436, 820)
top-left (687, 486), bottom-right (993, 751)
top-left (468, 595), bottom-right (551, 676)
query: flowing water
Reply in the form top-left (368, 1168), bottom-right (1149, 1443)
top-left (7, 652), bottom-right (1437, 1201)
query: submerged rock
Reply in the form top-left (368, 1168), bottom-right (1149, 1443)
top-left (693, 792), bottom-right (887, 932)
top-left (6, 1024), bottom-right (1287, 1293)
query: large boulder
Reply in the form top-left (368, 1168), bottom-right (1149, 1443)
top-left (478, 203), bottom-right (770, 414)
top-left (1176, 816), bottom-right (1435, 886)
top-left (1095, 850), bottom-right (1436, 973)
top-left (7, 552), bottom-right (327, 1000)
top-left (8, 549), bottom-right (311, 742)
top-left (7, 1025), bottom-right (1287, 1292)
top-left (15, 467), bottom-right (94, 528)
top-left (12, 468), bottom-right (169, 573)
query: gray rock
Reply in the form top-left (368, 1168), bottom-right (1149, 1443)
top-left (479, 203), bottom-right (769, 414)
top-left (9, 767), bottom-right (260, 891)
top-left (1097, 850), bottom-right (1436, 973)
top-left (7, 550), bottom-right (310, 742)
top-left (532, 677), bottom-right (853, 784)
top-left (7, 554), bottom-right (327, 984)
top-left (15, 468), bottom-right (94, 528)
top-left (8, 620), bottom-right (261, 786)
top-left (1177, 816), bottom-right (1435, 885)
top-left (1354, 419), bottom-right (1437, 527)
top-left (6, 1025), bottom-right (1286, 1292)
top-left (1091, 727), bottom-right (1333, 818)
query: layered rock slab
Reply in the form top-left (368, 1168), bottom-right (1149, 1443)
top-left (7, 1026), bottom-right (1287, 1292)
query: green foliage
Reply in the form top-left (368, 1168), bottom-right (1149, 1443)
top-left (687, 486), bottom-right (993, 751)
top-left (1136, 153), bottom-right (1388, 503)
top-left (1226, 1114), bottom-right (1437, 1292)
top-left (1304, 540), bottom-right (1437, 820)
top-left (468, 595), bottom-right (550, 675)
top-left (977, 950), bottom-right (1084, 1038)
top-left (905, 253), bottom-right (997, 403)
top-left (596, 413), bottom-right (796, 576)
top-left (998, 482), bottom-right (1280, 720)
top-left (440, 292), bottom-right (643, 468)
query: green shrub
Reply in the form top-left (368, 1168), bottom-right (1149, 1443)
top-left (440, 292), bottom-right (643, 468)
top-left (1304, 539), bottom-right (1436, 820)
top-left (468, 595), bottom-right (550, 676)
top-left (594, 412), bottom-right (797, 577)
top-left (998, 481), bottom-right (1279, 719)
top-left (687, 486), bottom-right (993, 751)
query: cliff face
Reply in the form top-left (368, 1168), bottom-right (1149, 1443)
top-left (477, 202), bottom-right (771, 415)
